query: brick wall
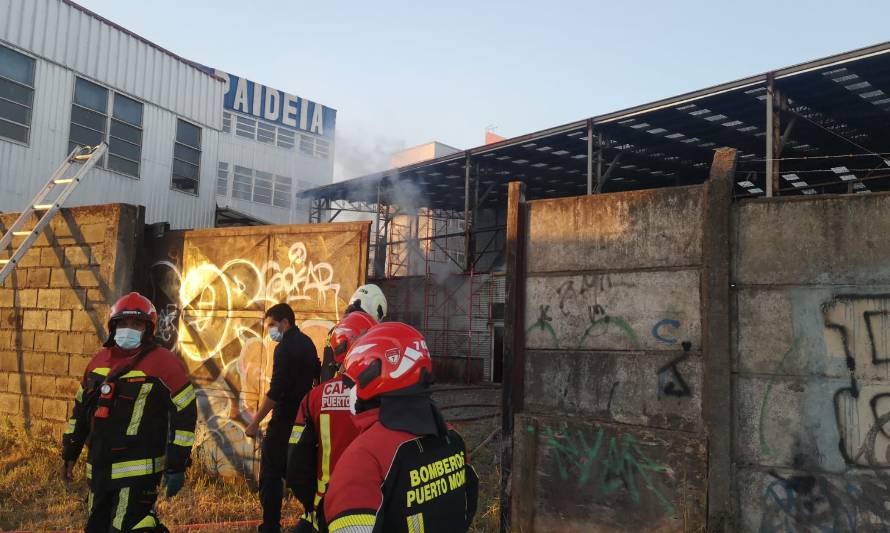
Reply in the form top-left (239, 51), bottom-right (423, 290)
top-left (0, 204), bottom-right (141, 438)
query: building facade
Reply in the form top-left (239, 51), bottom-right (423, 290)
top-left (0, 0), bottom-right (335, 229)
top-left (213, 70), bottom-right (336, 225)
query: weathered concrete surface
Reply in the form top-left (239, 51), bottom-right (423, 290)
top-left (732, 193), bottom-right (890, 532)
top-left (736, 287), bottom-right (890, 377)
top-left (735, 375), bottom-right (852, 472)
top-left (0, 204), bottom-right (141, 438)
top-left (525, 186), bottom-right (703, 274)
top-left (512, 183), bottom-right (708, 532)
top-left (524, 350), bottom-right (702, 433)
top-left (524, 270), bottom-right (701, 352)
top-left (513, 413), bottom-right (706, 533)
top-left (736, 468), bottom-right (890, 532)
top-left (734, 194), bottom-right (890, 286)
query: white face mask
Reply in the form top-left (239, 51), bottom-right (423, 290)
top-left (269, 326), bottom-right (283, 342)
top-left (348, 385), bottom-right (358, 416)
top-left (114, 328), bottom-right (142, 350)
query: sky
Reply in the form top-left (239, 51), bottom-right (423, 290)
top-left (76, 0), bottom-right (890, 181)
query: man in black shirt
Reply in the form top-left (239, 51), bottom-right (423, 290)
top-left (247, 303), bottom-right (320, 533)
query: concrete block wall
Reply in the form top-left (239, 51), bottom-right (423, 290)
top-left (512, 186), bottom-right (708, 532)
top-left (0, 204), bottom-right (140, 438)
top-left (733, 193), bottom-right (890, 531)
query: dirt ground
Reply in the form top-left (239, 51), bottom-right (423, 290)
top-left (0, 386), bottom-right (501, 532)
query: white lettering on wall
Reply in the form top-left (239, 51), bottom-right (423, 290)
top-left (300, 98), bottom-right (309, 131)
top-left (265, 89), bottom-right (281, 121)
top-left (282, 94), bottom-right (298, 128)
top-left (310, 104), bottom-right (324, 136)
top-left (233, 77), bottom-right (249, 113)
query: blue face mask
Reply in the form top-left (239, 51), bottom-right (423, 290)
top-left (269, 326), bottom-right (283, 342)
top-left (114, 327), bottom-right (143, 350)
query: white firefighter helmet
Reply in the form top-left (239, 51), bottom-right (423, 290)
top-left (348, 283), bottom-right (387, 321)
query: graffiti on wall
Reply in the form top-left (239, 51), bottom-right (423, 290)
top-left (759, 466), bottom-right (890, 532)
top-left (656, 342), bottom-right (693, 398)
top-left (145, 229), bottom-right (367, 477)
top-left (756, 295), bottom-right (890, 531)
top-left (529, 422), bottom-right (678, 517)
top-left (824, 296), bottom-right (890, 469)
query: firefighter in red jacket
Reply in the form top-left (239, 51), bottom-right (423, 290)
top-left (61, 292), bottom-right (198, 532)
top-left (287, 310), bottom-right (378, 532)
top-left (323, 322), bottom-right (479, 533)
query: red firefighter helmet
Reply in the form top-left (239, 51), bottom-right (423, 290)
top-left (342, 322), bottom-right (432, 401)
top-left (108, 292), bottom-right (158, 334)
top-left (329, 311), bottom-right (377, 364)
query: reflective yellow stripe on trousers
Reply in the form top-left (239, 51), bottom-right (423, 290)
top-left (112, 487), bottom-right (130, 530)
top-left (110, 456), bottom-right (166, 480)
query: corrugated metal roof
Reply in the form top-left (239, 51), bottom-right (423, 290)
top-left (60, 0), bottom-right (223, 82)
top-left (305, 41), bottom-right (890, 208)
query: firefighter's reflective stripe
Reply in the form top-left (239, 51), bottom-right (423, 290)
top-left (126, 383), bottom-right (153, 436)
top-left (87, 491), bottom-right (94, 512)
top-left (406, 513), bottom-right (425, 533)
top-left (320, 413), bottom-right (332, 488)
top-left (172, 430), bottom-right (195, 447)
top-left (133, 514), bottom-right (157, 529)
top-left (64, 418), bottom-right (77, 435)
top-left (289, 424), bottom-right (304, 444)
top-left (86, 462), bottom-right (92, 479)
top-left (75, 385), bottom-right (84, 402)
top-left (171, 385), bottom-right (195, 412)
top-left (110, 456), bottom-right (166, 479)
top-left (112, 487), bottom-right (130, 530)
top-left (328, 513), bottom-right (375, 532)
top-left (121, 370), bottom-right (147, 379)
top-left (92, 367), bottom-right (111, 376)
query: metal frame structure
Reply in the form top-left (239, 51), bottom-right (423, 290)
top-left (302, 41), bottom-right (890, 381)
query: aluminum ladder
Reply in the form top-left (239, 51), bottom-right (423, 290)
top-left (0, 143), bottom-right (108, 284)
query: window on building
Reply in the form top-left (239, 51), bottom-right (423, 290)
top-left (316, 138), bottom-right (330, 159)
top-left (69, 77), bottom-right (144, 178)
top-left (172, 119), bottom-right (201, 194)
top-left (232, 165), bottom-right (253, 201)
top-left (0, 45), bottom-right (35, 144)
top-left (277, 128), bottom-right (295, 149)
top-left (235, 115), bottom-right (256, 139)
top-left (253, 170), bottom-right (273, 205)
top-left (273, 175), bottom-right (292, 208)
top-left (222, 111), bottom-right (232, 134)
top-left (69, 78), bottom-right (108, 154)
top-left (216, 162), bottom-right (229, 197)
top-left (299, 134), bottom-right (314, 156)
top-left (256, 121), bottom-right (276, 144)
top-left (107, 93), bottom-right (143, 177)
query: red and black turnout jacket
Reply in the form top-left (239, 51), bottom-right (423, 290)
top-left (61, 345), bottom-right (198, 491)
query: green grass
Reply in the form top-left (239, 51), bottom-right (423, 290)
top-left (0, 418), bottom-right (501, 532)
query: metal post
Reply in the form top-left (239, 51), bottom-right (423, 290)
top-left (464, 154), bottom-right (474, 271)
top-left (586, 120), bottom-right (594, 195)
top-left (766, 73), bottom-right (779, 197)
top-left (596, 132), bottom-right (604, 193)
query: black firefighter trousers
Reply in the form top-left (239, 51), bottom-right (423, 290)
top-left (259, 419), bottom-right (293, 532)
top-left (86, 480), bottom-right (167, 532)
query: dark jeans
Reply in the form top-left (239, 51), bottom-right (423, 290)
top-left (86, 482), bottom-right (167, 532)
top-left (259, 419), bottom-right (292, 532)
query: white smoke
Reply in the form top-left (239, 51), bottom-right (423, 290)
top-left (333, 127), bottom-right (407, 182)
